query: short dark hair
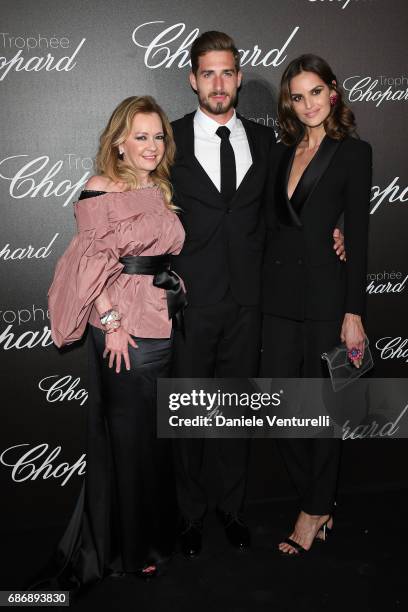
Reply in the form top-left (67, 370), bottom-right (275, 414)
top-left (190, 31), bottom-right (240, 74)
top-left (278, 54), bottom-right (357, 145)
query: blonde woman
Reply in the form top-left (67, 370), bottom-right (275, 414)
top-left (43, 96), bottom-right (185, 587)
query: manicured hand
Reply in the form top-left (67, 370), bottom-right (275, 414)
top-left (103, 327), bottom-right (138, 373)
top-left (340, 313), bottom-right (365, 368)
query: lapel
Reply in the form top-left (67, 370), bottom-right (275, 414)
top-left (180, 112), bottom-right (224, 206)
top-left (275, 145), bottom-right (302, 227)
top-left (232, 114), bottom-right (256, 201)
top-left (278, 136), bottom-right (341, 227)
top-left (290, 136), bottom-right (341, 218)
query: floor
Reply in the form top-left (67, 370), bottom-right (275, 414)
top-left (1, 487), bottom-right (406, 612)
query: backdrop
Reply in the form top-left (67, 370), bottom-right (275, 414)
top-left (1, 0), bottom-right (407, 533)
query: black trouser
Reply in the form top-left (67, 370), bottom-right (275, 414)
top-left (260, 315), bottom-right (342, 515)
top-left (172, 290), bottom-right (261, 520)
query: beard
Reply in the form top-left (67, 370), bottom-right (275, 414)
top-left (198, 90), bottom-right (237, 115)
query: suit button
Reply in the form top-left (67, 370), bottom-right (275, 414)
top-left (297, 259), bottom-right (303, 264)
top-left (275, 260), bottom-right (281, 265)
top-left (227, 208), bottom-right (232, 213)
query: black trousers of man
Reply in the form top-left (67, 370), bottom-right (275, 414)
top-left (172, 290), bottom-right (261, 521)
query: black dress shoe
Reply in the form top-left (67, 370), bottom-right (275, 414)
top-left (180, 519), bottom-right (203, 559)
top-left (216, 510), bottom-right (251, 551)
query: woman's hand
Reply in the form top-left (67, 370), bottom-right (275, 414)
top-left (333, 228), bottom-right (346, 261)
top-left (340, 313), bottom-right (365, 368)
top-left (103, 327), bottom-right (138, 373)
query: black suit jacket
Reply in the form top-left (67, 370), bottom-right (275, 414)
top-left (170, 112), bottom-right (276, 307)
top-left (262, 136), bottom-right (372, 320)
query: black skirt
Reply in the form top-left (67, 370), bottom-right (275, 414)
top-left (31, 325), bottom-right (177, 590)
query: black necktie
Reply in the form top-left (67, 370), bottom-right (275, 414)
top-left (216, 126), bottom-right (236, 202)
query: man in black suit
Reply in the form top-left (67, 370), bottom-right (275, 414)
top-left (170, 32), bottom-right (344, 558)
top-left (170, 31), bottom-right (276, 558)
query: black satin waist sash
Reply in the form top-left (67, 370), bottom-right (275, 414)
top-left (119, 255), bottom-right (187, 332)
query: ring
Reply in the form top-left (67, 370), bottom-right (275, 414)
top-left (348, 347), bottom-right (363, 361)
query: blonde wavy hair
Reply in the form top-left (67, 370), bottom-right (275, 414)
top-left (96, 96), bottom-right (177, 210)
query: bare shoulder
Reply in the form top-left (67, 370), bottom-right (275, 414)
top-left (84, 175), bottom-right (110, 191)
top-left (84, 175), bottom-right (124, 192)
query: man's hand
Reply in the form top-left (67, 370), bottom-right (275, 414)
top-left (333, 228), bottom-right (346, 261)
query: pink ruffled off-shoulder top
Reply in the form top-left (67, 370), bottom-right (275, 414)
top-left (48, 186), bottom-right (185, 347)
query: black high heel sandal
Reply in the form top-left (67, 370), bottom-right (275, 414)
top-left (314, 520), bottom-right (332, 543)
top-left (280, 517), bottom-right (332, 557)
top-left (280, 537), bottom-right (308, 556)
top-left (315, 506), bottom-right (335, 543)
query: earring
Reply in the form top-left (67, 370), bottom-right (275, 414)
top-left (118, 150), bottom-right (124, 160)
top-left (330, 94), bottom-right (339, 107)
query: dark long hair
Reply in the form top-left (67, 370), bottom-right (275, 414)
top-left (278, 54), bottom-right (357, 145)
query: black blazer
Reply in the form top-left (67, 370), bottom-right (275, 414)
top-left (170, 112), bottom-right (276, 307)
top-left (262, 136), bottom-right (372, 321)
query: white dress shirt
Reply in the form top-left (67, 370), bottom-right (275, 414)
top-left (193, 107), bottom-right (252, 191)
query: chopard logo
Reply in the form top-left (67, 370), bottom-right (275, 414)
top-left (376, 337), bottom-right (408, 362)
top-left (0, 233), bottom-right (59, 261)
top-left (367, 272), bottom-right (407, 295)
top-left (0, 34), bottom-right (86, 81)
top-left (0, 325), bottom-right (52, 350)
top-left (0, 305), bottom-right (53, 350)
top-left (370, 178), bottom-right (408, 214)
top-left (38, 375), bottom-right (88, 406)
top-left (0, 443), bottom-right (86, 486)
top-left (0, 154), bottom-right (89, 206)
top-left (343, 76), bottom-right (408, 107)
top-left (131, 21), bottom-right (299, 69)
top-left (342, 404), bottom-right (408, 439)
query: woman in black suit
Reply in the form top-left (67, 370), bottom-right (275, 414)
top-left (261, 54), bottom-right (372, 555)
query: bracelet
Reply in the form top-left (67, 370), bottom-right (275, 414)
top-left (103, 320), bottom-right (121, 334)
top-left (100, 309), bottom-right (121, 326)
top-left (105, 320), bottom-right (121, 333)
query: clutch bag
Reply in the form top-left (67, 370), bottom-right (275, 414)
top-left (321, 337), bottom-right (374, 392)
